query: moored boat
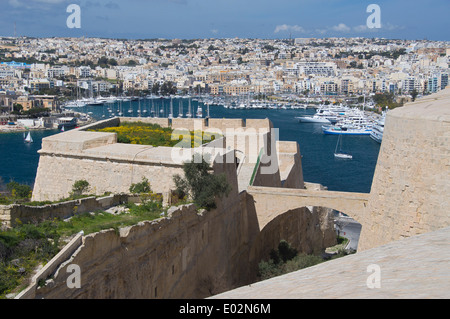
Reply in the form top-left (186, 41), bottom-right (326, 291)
top-left (370, 113), bottom-right (386, 143)
top-left (322, 124), bottom-right (372, 135)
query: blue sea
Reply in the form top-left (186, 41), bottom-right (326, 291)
top-left (0, 98), bottom-right (381, 193)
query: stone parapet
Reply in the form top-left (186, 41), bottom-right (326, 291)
top-left (0, 194), bottom-right (132, 228)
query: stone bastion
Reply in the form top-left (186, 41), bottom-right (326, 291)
top-left (31, 116), bottom-right (303, 202)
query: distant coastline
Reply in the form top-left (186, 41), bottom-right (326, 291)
top-left (0, 125), bottom-right (53, 133)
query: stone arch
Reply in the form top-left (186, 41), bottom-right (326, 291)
top-left (246, 186), bottom-right (368, 231)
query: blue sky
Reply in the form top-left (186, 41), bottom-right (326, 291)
top-left (1, 0), bottom-right (449, 40)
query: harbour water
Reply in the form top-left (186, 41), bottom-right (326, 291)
top-left (0, 98), bottom-right (381, 193)
top-left (0, 129), bottom-right (59, 187)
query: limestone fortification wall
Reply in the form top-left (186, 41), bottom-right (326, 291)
top-left (28, 204), bottom-right (245, 299)
top-left (22, 198), bottom-right (334, 299)
top-left (32, 117), bottom-right (282, 202)
top-left (32, 148), bottom-right (185, 202)
top-left (0, 194), bottom-right (131, 228)
top-left (276, 141), bottom-right (305, 189)
top-left (358, 88), bottom-right (450, 251)
top-left (20, 154), bottom-right (333, 299)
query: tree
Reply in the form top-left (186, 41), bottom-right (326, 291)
top-left (207, 45), bottom-right (218, 52)
top-left (160, 81), bottom-right (177, 96)
top-left (108, 58), bottom-right (118, 66)
top-left (71, 180), bottom-right (90, 197)
top-left (12, 103), bottom-right (23, 115)
top-left (126, 60), bottom-right (137, 67)
top-left (129, 177), bottom-right (151, 194)
top-left (269, 240), bottom-right (298, 264)
top-left (6, 181), bottom-right (32, 200)
top-left (173, 154), bottom-right (231, 210)
top-left (411, 89), bottom-right (418, 102)
top-left (151, 82), bottom-right (160, 95)
top-left (97, 56), bottom-right (109, 68)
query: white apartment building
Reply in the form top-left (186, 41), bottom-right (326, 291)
top-left (0, 68), bottom-right (15, 78)
top-left (47, 67), bottom-right (66, 78)
top-left (78, 66), bottom-right (92, 78)
top-left (296, 62), bottom-right (337, 77)
top-left (402, 76), bottom-right (422, 93)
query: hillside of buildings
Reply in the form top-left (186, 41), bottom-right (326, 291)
top-left (1, 37), bottom-right (448, 119)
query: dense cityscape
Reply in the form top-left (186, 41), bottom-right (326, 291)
top-left (0, 36), bottom-right (448, 118)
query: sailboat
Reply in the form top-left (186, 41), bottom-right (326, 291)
top-left (142, 99), bottom-right (148, 114)
top-left (137, 98), bottom-right (141, 117)
top-left (177, 100), bottom-right (183, 118)
top-left (334, 134), bottom-right (352, 159)
top-left (127, 100), bottom-right (133, 113)
top-left (186, 98), bottom-right (192, 118)
top-left (151, 99), bottom-right (155, 117)
top-left (61, 126), bottom-right (65, 132)
top-left (196, 102), bottom-right (203, 118)
top-left (168, 98), bottom-right (174, 119)
top-left (24, 131), bottom-right (33, 143)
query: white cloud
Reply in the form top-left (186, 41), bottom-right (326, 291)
top-left (353, 25), bottom-right (368, 32)
top-left (9, 0), bottom-right (68, 8)
top-left (331, 23), bottom-right (351, 32)
top-left (352, 23), bottom-right (404, 33)
top-left (382, 22), bottom-right (404, 31)
top-left (274, 24), bottom-right (306, 34)
top-left (34, 0), bottom-right (67, 3)
top-left (9, 0), bottom-right (24, 7)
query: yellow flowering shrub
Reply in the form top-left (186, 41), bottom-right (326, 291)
top-left (90, 122), bottom-right (221, 148)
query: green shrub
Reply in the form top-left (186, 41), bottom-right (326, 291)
top-left (6, 182), bottom-right (32, 200)
top-left (129, 177), bottom-right (151, 194)
top-left (277, 240), bottom-right (298, 263)
top-left (173, 154), bottom-right (231, 210)
top-left (71, 180), bottom-right (90, 197)
top-left (257, 238), bottom-right (354, 281)
top-left (258, 240), bottom-right (320, 281)
top-left (0, 221), bottom-right (60, 298)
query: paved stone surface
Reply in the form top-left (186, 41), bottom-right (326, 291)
top-left (211, 227), bottom-right (450, 299)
